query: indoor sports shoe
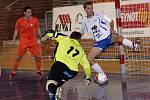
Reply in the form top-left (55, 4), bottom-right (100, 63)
top-left (8, 72), bottom-right (16, 81)
top-left (55, 87), bottom-right (62, 100)
top-left (36, 71), bottom-right (43, 81)
top-left (48, 92), bottom-right (55, 100)
top-left (133, 38), bottom-right (142, 51)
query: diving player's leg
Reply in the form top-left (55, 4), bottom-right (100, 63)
top-left (46, 61), bottom-right (66, 100)
top-left (46, 61), bottom-right (77, 100)
top-left (46, 62), bottom-right (59, 100)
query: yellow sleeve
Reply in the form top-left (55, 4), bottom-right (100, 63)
top-left (46, 33), bottom-right (68, 42)
top-left (80, 54), bottom-right (91, 79)
top-left (46, 33), bottom-right (53, 38)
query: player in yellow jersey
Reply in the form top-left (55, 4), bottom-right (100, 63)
top-left (41, 30), bottom-right (91, 100)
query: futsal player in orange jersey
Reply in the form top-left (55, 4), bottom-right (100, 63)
top-left (9, 6), bottom-right (42, 80)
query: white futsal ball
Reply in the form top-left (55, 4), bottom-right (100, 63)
top-left (95, 73), bottom-right (107, 84)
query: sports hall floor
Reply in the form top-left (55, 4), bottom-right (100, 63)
top-left (0, 70), bottom-right (150, 100)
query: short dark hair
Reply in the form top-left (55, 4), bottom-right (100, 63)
top-left (70, 31), bottom-right (81, 40)
top-left (23, 6), bottom-right (32, 12)
top-left (83, 1), bottom-right (93, 9)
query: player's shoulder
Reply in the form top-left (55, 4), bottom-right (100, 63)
top-left (32, 16), bottom-right (38, 19)
top-left (94, 11), bottom-right (105, 17)
top-left (16, 17), bottom-right (24, 23)
top-left (82, 16), bottom-right (88, 22)
top-left (32, 16), bottom-right (39, 20)
top-left (73, 39), bottom-right (84, 51)
top-left (17, 17), bottom-right (24, 21)
top-left (59, 35), bottom-right (69, 41)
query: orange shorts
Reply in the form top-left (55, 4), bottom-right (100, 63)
top-left (17, 44), bottom-right (40, 56)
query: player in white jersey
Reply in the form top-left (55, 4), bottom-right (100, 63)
top-left (81, 1), bottom-right (140, 84)
top-left (81, 11), bottom-right (111, 42)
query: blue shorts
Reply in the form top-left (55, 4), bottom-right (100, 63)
top-left (93, 34), bottom-right (113, 51)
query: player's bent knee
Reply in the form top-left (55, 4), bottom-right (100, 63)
top-left (113, 34), bottom-right (123, 43)
top-left (46, 80), bottom-right (58, 92)
top-left (47, 83), bottom-right (57, 94)
top-left (87, 58), bottom-right (91, 63)
top-left (87, 56), bottom-right (94, 62)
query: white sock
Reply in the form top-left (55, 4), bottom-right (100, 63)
top-left (91, 63), bottom-right (104, 74)
top-left (122, 39), bottom-right (134, 48)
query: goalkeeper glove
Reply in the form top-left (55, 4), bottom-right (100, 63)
top-left (41, 29), bottom-right (55, 41)
top-left (84, 78), bottom-right (91, 86)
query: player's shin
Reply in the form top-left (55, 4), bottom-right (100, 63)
top-left (35, 56), bottom-right (41, 72)
top-left (9, 60), bottom-right (20, 80)
top-left (12, 60), bottom-right (20, 73)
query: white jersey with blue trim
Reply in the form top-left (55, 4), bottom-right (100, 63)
top-left (81, 12), bottom-right (112, 42)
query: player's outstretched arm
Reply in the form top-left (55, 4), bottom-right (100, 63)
top-left (12, 29), bottom-right (18, 46)
top-left (80, 54), bottom-right (91, 85)
top-left (41, 29), bottom-right (55, 41)
top-left (41, 29), bottom-right (68, 42)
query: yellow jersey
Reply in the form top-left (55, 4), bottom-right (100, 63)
top-left (46, 32), bottom-right (91, 79)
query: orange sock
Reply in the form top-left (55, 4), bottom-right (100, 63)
top-left (12, 60), bottom-right (20, 73)
top-left (35, 58), bottom-right (41, 72)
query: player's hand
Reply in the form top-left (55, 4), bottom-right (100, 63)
top-left (84, 78), bottom-right (91, 86)
top-left (41, 29), bottom-right (55, 42)
top-left (11, 40), bottom-right (15, 46)
top-left (110, 29), bottom-right (116, 34)
top-left (41, 36), bottom-right (49, 41)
